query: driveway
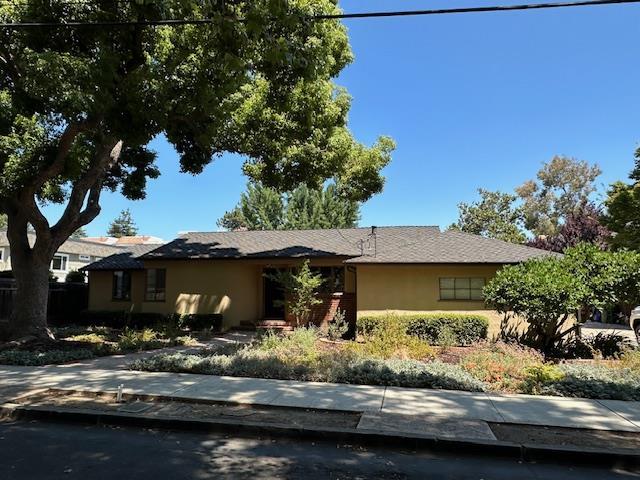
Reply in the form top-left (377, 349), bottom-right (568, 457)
top-left (580, 322), bottom-right (637, 346)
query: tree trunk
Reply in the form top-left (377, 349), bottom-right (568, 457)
top-left (6, 227), bottom-right (54, 341)
top-left (9, 258), bottom-right (52, 340)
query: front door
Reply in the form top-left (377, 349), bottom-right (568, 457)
top-left (263, 268), bottom-right (285, 318)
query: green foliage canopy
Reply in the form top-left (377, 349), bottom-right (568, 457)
top-left (219, 182), bottom-right (360, 230)
top-left (449, 189), bottom-right (526, 243)
top-left (516, 156), bottom-right (601, 237)
top-left (484, 244), bottom-right (640, 352)
top-left (604, 150), bottom-right (640, 251)
top-left (0, 0), bottom-right (393, 246)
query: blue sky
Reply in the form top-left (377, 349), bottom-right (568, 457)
top-left (44, 0), bottom-right (640, 240)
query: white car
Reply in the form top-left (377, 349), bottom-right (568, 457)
top-left (630, 306), bottom-right (640, 340)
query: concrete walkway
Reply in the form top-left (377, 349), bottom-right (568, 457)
top-left (1, 362), bottom-right (640, 433)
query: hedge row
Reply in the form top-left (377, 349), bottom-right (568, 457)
top-left (77, 310), bottom-right (223, 331)
top-left (357, 313), bottom-right (489, 346)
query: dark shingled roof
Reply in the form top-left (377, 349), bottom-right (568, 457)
top-left (345, 229), bottom-right (561, 264)
top-left (81, 244), bottom-right (162, 271)
top-left (136, 226), bottom-right (557, 264)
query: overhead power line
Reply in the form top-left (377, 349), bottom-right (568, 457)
top-left (316, 0), bottom-right (640, 19)
top-left (0, 0), bottom-right (638, 28)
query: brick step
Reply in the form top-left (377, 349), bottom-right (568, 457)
top-left (256, 319), bottom-right (293, 331)
top-left (256, 325), bottom-right (294, 332)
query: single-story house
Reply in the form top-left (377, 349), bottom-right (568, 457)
top-left (0, 228), bottom-right (122, 282)
top-left (82, 226), bottom-right (556, 330)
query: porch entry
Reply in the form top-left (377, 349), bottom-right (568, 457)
top-left (263, 268), bottom-right (285, 318)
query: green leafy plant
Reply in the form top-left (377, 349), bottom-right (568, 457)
top-left (118, 327), bottom-right (161, 352)
top-left (522, 364), bottom-right (565, 394)
top-left (485, 244), bottom-right (640, 354)
top-left (348, 319), bottom-right (434, 361)
top-left (270, 260), bottom-right (324, 327)
top-left (325, 309), bottom-right (349, 341)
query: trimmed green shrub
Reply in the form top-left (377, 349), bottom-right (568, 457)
top-left (78, 311), bottom-right (189, 329)
top-left (65, 270), bottom-right (86, 283)
top-left (357, 313), bottom-right (489, 346)
top-left (177, 313), bottom-right (223, 331)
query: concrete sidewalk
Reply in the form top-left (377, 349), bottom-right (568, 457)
top-left (1, 364), bottom-right (639, 433)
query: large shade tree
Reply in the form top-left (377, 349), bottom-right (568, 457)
top-left (448, 189), bottom-right (526, 243)
top-left (0, 1), bottom-right (394, 340)
top-left (516, 156), bottom-right (601, 237)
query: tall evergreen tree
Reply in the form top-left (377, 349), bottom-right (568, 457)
top-left (219, 183), bottom-right (361, 231)
top-left (107, 209), bottom-right (138, 238)
top-left (604, 150), bottom-right (640, 250)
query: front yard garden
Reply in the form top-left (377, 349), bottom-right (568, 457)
top-left (132, 247), bottom-right (640, 401)
top-left (131, 313), bottom-right (640, 401)
top-left (0, 324), bottom-right (198, 366)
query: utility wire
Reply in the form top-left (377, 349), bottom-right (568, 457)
top-left (0, 0), bottom-right (638, 28)
top-left (317, 0), bottom-right (640, 19)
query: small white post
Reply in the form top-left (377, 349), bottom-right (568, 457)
top-left (116, 384), bottom-right (124, 403)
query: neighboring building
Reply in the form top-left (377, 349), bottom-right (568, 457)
top-left (0, 229), bottom-right (122, 282)
top-left (83, 235), bottom-right (165, 246)
top-left (82, 226), bottom-right (557, 330)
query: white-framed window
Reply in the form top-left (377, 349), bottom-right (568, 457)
top-left (439, 277), bottom-right (485, 301)
top-left (78, 254), bottom-right (91, 261)
top-left (51, 254), bottom-right (69, 272)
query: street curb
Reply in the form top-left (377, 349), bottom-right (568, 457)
top-left (1, 401), bottom-right (639, 467)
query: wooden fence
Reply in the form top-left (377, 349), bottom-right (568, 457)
top-left (0, 279), bottom-right (88, 324)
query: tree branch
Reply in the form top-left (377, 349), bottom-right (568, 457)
top-left (50, 138), bottom-right (123, 250)
top-left (32, 118), bottom-right (100, 192)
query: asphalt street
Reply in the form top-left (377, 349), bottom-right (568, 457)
top-left (0, 419), bottom-right (637, 479)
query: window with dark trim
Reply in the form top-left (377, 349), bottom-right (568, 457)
top-left (112, 271), bottom-right (131, 301)
top-left (439, 277), bottom-right (485, 301)
top-left (145, 268), bottom-right (166, 302)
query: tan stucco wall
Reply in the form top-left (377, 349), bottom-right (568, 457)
top-left (142, 259), bottom-right (262, 328)
top-left (88, 270), bottom-right (145, 312)
top-left (355, 264), bottom-right (513, 336)
top-left (356, 264), bottom-right (502, 312)
top-left (87, 258), bottom-right (351, 329)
